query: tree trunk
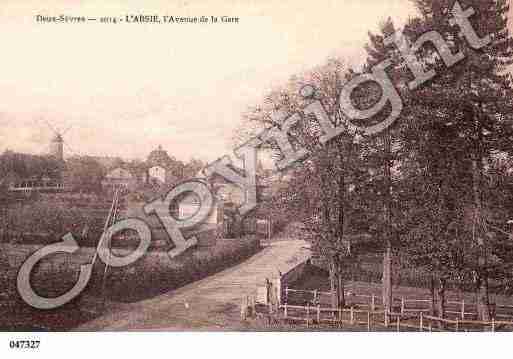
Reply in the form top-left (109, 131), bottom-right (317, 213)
top-left (329, 260), bottom-right (346, 309)
top-left (436, 277), bottom-right (446, 319)
top-left (382, 242), bottom-right (393, 315)
top-left (429, 275), bottom-right (436, 316)
top-left (382, 131), bottom-right (393, 318)
top-left (472, 102), bottom-right (490, 322)
top-left (477, 274), bottom-right (490, 321)
top-left (473, 162), bottom-right (490, 321)
top-left (436, 277), bottom-right (447, 330)
top-left (337, 265), bottom-right (345, 308)
top-left (329, 259), bottom-right (339, 309)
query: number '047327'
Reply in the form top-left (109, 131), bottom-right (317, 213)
top-left (9, 340), bottom-right (40, 349)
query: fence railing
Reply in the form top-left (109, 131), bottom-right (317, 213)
top-left (283, 287), bottom-right (513, 321)
top-left (279, 303), bottom-right (386, 330)
top-left (275, 303), bottom-right (513, 331)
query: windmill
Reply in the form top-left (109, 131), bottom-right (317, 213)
top-left (35, 117), bottom-right (79, 161)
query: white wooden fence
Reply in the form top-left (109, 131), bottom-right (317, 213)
top-left (283, 287), bottom-right (513, 321)
top-left (276, 303), bottom-right (513, 331)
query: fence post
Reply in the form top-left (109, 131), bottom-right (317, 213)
top-left (313, 289), bottom-right (318, 304)
top-left (275, 278), bottom-right (282, 306)
top-left (371, 294), bottom-right (376, 311)
top-left (285, 286), bottom-right (289, 304)
top-left (401, 297), bottom-right (405, 315)
top-left (419, 312), bottom-right (424, 332)
top-left (284, 303), bottom-right (288, 319)
top-left (317, 305), bottom-right (321, 323)
top-left (461, 300), bottom-right (465, 320)
top-left (249, 296), bottom-right (254, 318)
top-left (367, 311), bottom-right (371, 331)
top-left (455, 319), bottom-right (459, 332)
top-left (491, 318), bottom-right (495, 332)
top-left (350, 307), bottom-right (354, 325)
top-left (249, 296), bottom-right (254, 317)
top-left (240, 297), bottom-right (247, 320)
top-left (396, 315), bottom-right (400, 332)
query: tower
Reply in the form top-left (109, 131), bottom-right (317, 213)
top-left (49, 133), bottom-right (64, 161)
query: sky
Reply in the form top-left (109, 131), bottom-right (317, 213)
top-left (0, 0), bottom-right (506, 164)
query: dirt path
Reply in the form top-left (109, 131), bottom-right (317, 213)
top-left (76, 239), bottom-right (310, 331)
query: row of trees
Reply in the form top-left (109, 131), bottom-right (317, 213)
top-left (0, 151), bottom-right (62, 179)
top-left (0, 151), bottom-right (206, 194)
top-left (238, 0), bottom-right (513, 320)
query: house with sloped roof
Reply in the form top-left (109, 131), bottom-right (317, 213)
top-left (146, 145), bottom-right (184, 185)
top-left (102, 167), bottom-right (136, 190)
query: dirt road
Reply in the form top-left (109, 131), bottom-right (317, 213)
top-left (76, 239), bottom-right (310, 331)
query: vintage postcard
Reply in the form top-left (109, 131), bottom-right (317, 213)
top-left (1, 0), bottom-right (513, 357)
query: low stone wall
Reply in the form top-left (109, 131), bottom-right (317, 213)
top-left (254, 243), bottom-right (311, 306)
top-left (281, 260), bottom-right (309, 287)
top-left (275, 260), bottom-right (310, 304)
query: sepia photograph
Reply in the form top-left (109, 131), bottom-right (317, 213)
top-left (1, 0), bottom-right (513, 357)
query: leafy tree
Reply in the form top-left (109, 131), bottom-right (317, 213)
top-left (397, 0), bottom-right (513, 320)
top-left (357, 17), bottom-right (405, 317)
top-left (0, 151), bottom-right (61, 179)
top-left (183, 158), bottom-right (206, 179)
top-left (65, 156), bottom-right (105, 193)
top-left (234, 58), bottom-right (378, 308)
